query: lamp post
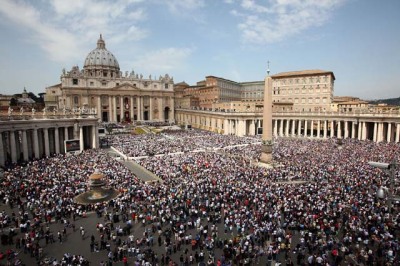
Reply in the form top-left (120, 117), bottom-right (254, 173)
top-left (368, 159), bottom-right (398, 213)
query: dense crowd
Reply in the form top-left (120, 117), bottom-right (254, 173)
top-left (108, 130), bottom-right (259, 158)
top-left (0, 128), bottom-right (399, 266)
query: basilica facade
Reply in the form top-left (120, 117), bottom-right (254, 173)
top-left (44, 35), bottom-right (175, 123)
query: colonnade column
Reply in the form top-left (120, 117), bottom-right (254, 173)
top-left (44, 128), bottom-right (50, 157)
top-left (55, 128), bottom-right (60, 154)
top-left (337, 121), bottom-right (342, 139)
top-left (285, 120), bottom-right (290, 137)
top-left (223, 119), bottom-right (229, 135)
top-left (297, 120), bottom-right (302, 137)
top-left (344, 121), bottom-right (349, 139)
top-left (304, 120), bottom-right (308, 137)
top-left (33, 129), bottom-right (39, 158)
top-left (396, 124), bottom-right (400, 143)
top-left (249, 120), bottom-right (255, 136)
top-left (357, 122), bottom-right (362, 140)
top-left (79, 126), bottom-right (84, 152)
top-left (92, 125), bottom-right (98, 149)
top-left (351, 121), bottom-right (356, 139)
top-left (362, 122), bottom-right (367, 140)
top-left (0, 132), bottom-right (4, 166)
top-left (387, 123), bottom-right (392, 142)
top-left (22, 130), bottom-right (29, 162)
top-left (291, 120), bottom-right (296, 136)
top-left (10, 131), bottom-right (17, 163)
top-left (373, 122), bottom-right (378, 142)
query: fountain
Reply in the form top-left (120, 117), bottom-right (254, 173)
top-left (74, 170), bottom-right (119, 205)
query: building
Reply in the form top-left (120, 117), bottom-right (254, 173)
top-left (44, 35), bottom-right (175, 123)
top-left (271, 70), bottom-right (335, 112)
top-left (179, 70), bottom-right (334, 112)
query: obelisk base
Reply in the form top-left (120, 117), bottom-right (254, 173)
top-left (260, 144), bottom-right (273, 164)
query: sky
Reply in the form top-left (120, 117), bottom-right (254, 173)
top-left (0, 0), bottom-right (399, 100)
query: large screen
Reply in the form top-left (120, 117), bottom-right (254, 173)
top-left (65, 139), bottom-right (80, 153)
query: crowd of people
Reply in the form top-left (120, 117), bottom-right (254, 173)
top-left (107, 130), bottom-right (259, 158)
top-left (0, 128), bottom-right (399, 266)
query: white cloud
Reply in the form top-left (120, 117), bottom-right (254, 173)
top-left (0, 0), bottom-right (148, 63)
top-left (233, 0), bottom-right (346, 44)
top-left (165, 0), bottom-right (205, 13)
top-left (133, 47), bottom-right (194, 75)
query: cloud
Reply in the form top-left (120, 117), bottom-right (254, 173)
top-left (0, 0), bottom-right (148, 63)
top-left (165, 0), bottom-right (205, 13)
top-left (232, 0), bottom-right (346, 44)
top-left (133, 47), bottom-right (194, 75)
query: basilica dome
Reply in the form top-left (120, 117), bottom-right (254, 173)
top-left (83, 34), bottom-right (120, 77)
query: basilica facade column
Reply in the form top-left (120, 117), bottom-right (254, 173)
top-left (317, 120), bottom-right (321, 138)
top-left (274, 119), bottom-right (278, 137)
top-left (113, 96), bottom-right (117, 122)
top-left (108, 96), bottom-right (113, 122)
top-left (323, 120), bottom-right (328, 138)
top-left (170, 97), bottom-right (175, 122)
top-left (97, 96), bottom-right (102, 120)
top-left (330, 121), bottom-right (334, 138)
top-left (149, 97), bottom-right (154, 121)
top-left (120, 96), bottom-right (124, 122)
top-left (158, 98), bottom-right (163, 121)
top-left (137, 97), bottom-right (142, 120)
top-left (130, 96), bottom-right (135, 121)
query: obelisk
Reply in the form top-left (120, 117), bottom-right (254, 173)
top-left (260, 64), bottom-right (273, 163)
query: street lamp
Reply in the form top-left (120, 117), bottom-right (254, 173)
top-left (368, 159), bottom-right (398, 213)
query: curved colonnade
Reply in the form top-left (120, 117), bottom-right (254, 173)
top-left (176, 109), bottom-right (400, 142)
top-left (0, 115), bottom-right (99, 167)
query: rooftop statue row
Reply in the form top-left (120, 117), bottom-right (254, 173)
top-left (61, 66), bottom-right (173, 82)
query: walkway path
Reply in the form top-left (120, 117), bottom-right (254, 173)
top-left (106, 148), bottom-right (161, 183)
